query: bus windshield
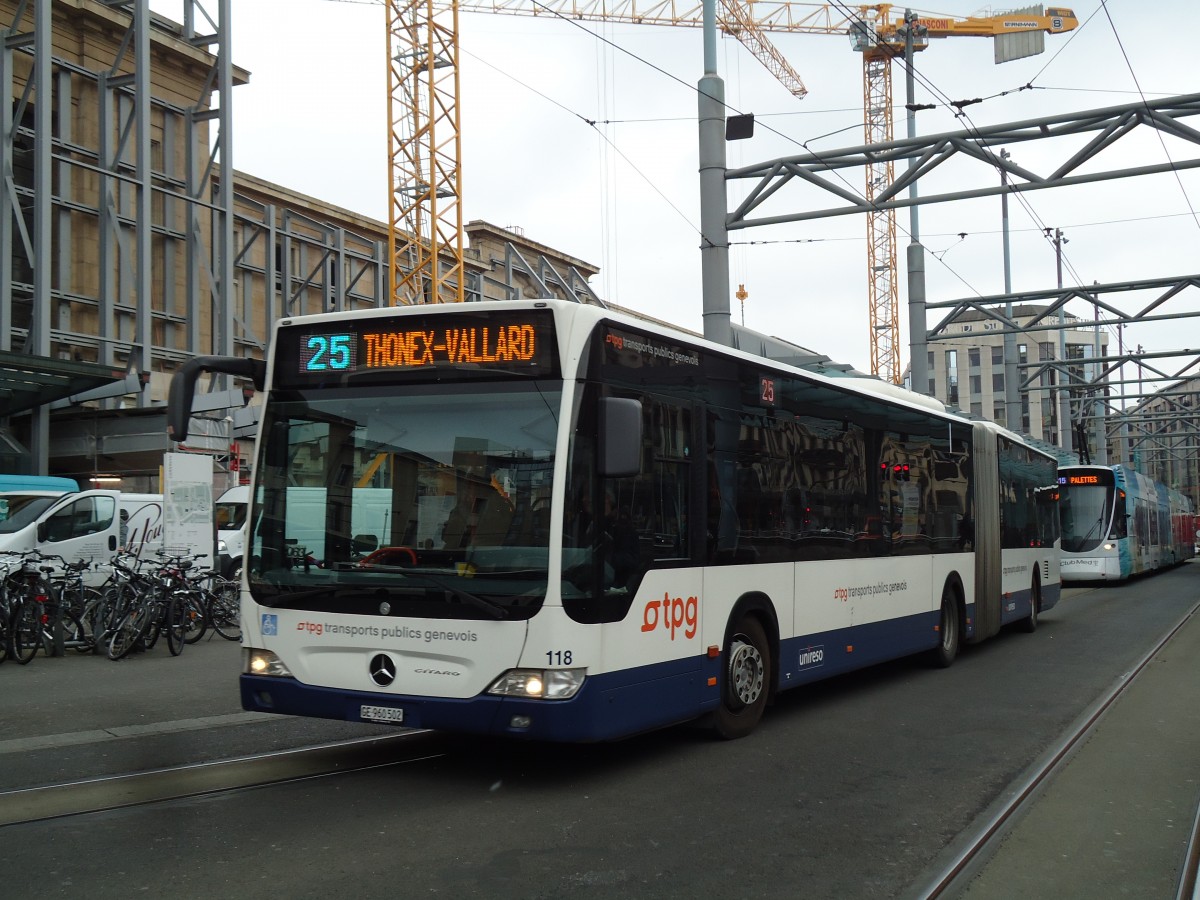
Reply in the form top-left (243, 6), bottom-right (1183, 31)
top-left (249, 381), bottom-right (561, 619)
top-left (1059, 483), bottom-right (1114, 552)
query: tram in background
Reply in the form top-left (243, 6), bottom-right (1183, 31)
top-left (168, 299), bottom-right (1060, 742)
top-left (1058, 464), bottom-right (1194, 581)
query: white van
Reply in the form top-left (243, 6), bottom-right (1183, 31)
top-left (0, 490), bottom-right (122, 573)
top-left (0, 490), bottom-right (164, 575)
top-left (215, 485), bottom-right (249, 578)
top-left (118, 493), bottom-right (165, 561)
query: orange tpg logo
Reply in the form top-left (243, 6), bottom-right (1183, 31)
top-left (641, 593), bottom-right (698, 640)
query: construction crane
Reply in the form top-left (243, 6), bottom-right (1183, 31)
top-left (387, 2), bottom-right (1078, 380)
top-left (846, 5), bottom-right (1080, 382)
top-left (385, 0), bottom-right (809, 307)
top-left (387, 0), bottom-right (465, 305)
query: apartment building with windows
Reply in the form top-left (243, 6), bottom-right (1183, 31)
top-left (916, 305), bottom-right (1109, 450)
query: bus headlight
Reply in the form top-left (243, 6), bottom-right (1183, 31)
top-left (243, 648), bottom-right (292, 677)
top-left (1103, 542), bottom-right (1116, 550)
top-left (488, 668), bottom-right (585, 700)
top-left (217, 539), bottom-right (228, 553)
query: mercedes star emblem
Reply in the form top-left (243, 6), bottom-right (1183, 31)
top-left (369, 653), bottom-right (396, 687)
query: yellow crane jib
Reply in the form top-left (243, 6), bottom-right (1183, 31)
top-left (860, 5), bottom-right (1080, 63)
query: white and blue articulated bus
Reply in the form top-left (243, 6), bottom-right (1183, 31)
top-left (1058, 464), bottom-right (1194, 581)
top-left (168, 300), bottom-right (1060, 741)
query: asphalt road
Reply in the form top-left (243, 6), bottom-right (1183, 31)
top-left (1, 563), bottom-right (1197, 899)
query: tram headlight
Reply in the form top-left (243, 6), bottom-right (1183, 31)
top-left (243, 648), bottom-right (292, 678)
top-left (487, 668), bottom-right (585, 700)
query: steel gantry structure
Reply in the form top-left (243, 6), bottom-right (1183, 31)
top-left (1, 0), bottom-right (239, 471)
top-left (386, 0), bottom-right (1077, 382)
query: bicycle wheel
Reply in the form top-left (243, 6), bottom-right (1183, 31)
top-left (88, 587), bottom-right (127, 654)
top-left (59, 609), bottom-right (87, 651)
top-left (139, 591), bottom-right (164, 650)
top-left (77, 591), bottom-right (107, 653)
top-left (108, 602), bottom-right (153, 661)
top-left (207, 582), bottom-right (241, 641)
top-left (0, 604), bottom-right (9, 664)
top-left (181, 590), bottom-right (208, 644)
top-left (165, 595), bottom-right (186, 656)
top-left (10, 596), bottom-right (43, 664)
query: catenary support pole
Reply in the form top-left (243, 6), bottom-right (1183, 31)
top-left (698, 0), bottom-right (731, 347)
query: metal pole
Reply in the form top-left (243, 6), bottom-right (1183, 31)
top-left (698, 0), bottom-right (731, 347)
top-left (1050, 228), bottom-right (1073, 452)
top-left (30, 0), bottom-right (51, 473)
top-left (903, 10), bottom-right (928, 395)
top-left (1092, 285), bottom-right (1107, 463)
top-left (1000, 149), bottom-right (1020, 430)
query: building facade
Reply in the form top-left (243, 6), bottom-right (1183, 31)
top-left (1109, 375), bottom-right (1200, 510)
top-left (920, 305), bottom-right (1109, 453)
top-left (2, 1), bottom-right (600, 491)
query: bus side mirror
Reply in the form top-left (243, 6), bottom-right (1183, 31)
top-left (167, 355), bottom-right (265, 443)
top-left (599, 398), bottom-right (642, 477)
top-left (37, 522), bottom-right (47, 543)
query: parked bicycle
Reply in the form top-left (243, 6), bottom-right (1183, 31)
top-left (106, 549), bottom-right (208, 660)
top-left (1, 549), bottom-right (74, 664)
top-left (190, 568), bottom-right (240, 641)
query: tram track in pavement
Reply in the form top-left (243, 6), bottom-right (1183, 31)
top-left (6, 594), bottom-right (1199, 896)
top-left (0, 729), bottom-right (442, 828)
top-left (1180, 799), bottom-right (1200, 900)
top-left (910, 596), bottom-right (1200, 900)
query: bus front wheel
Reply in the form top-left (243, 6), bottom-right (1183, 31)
top-left (714, 615), bottom-right (770, 740)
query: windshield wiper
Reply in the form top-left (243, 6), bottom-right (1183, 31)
top-left (1080, 516), bottom-right (1105, 543)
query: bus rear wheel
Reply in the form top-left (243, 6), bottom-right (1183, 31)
top-left (714, 615), bottom-right (770, 740)
top-left (1019, 576), bottom-right (1040, 633)
top-left (928, 585), bottom-right (960, 669)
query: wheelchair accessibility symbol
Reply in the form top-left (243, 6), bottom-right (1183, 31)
top-left (261, 613), bottom-right (279, 636)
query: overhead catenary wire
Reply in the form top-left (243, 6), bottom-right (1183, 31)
top-left (1097, 0), bottom-right (1200, 236)
top-left (346, 0), bottom-right (1190, 366)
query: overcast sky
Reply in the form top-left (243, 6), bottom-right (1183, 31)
top-left (157, 0), bottom-right (1199, 380)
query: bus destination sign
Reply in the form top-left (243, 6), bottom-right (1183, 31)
top-left (281, 311), bottom-right (557, 384)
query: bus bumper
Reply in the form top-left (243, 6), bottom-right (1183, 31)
top-left (241, 655), bottom-right (714, 742)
